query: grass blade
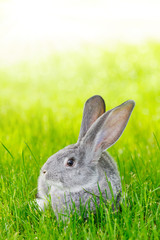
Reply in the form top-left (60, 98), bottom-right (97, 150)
top-left (0, 141), bottom-right (14, 160)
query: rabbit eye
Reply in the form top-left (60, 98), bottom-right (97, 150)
top-left (66, 157), bottom-right (75, 167)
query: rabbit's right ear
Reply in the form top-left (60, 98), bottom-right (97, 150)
top-left (78, 95), bottom-right (105, 141)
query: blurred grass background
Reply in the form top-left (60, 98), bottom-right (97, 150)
top-left (0, 42), bottom-right (160, 179)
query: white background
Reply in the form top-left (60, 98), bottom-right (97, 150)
top-left (0, 0), bottom-right (160, 64)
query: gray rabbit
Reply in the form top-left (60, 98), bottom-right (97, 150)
top-left (36, 95), bottom-right (135, 216)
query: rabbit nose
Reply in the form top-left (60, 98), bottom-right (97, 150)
top-left (43, 170), bottom-right (47, 174)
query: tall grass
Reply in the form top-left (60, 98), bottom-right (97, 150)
top-left (0, 43), bottom-right (160, 239)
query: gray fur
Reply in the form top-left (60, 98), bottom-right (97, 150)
top-left (36, 96), bottom-right (135, 216)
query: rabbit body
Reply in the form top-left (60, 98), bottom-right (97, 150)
top-left (37, 150), bottom-right (121, 213)
top-left (36, 95), bottom-right (135, 215)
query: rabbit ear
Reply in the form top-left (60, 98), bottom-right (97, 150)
top-left (83, 100), bottom-right (135, 163)
top-left (78, 95), bottom-right (106, 140)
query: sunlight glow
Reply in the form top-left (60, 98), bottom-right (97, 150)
top-left (0, 0), bottom-right (160, 65)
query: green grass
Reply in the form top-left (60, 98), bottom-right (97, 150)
top-left (0, 43), bottom-right (160, 239)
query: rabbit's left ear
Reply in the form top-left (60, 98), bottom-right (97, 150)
top-left (78, 95), bottom-right (105, 141)
top-left (82, 100), bottom-right (135, 163)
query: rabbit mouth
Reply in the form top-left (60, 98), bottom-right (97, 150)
top-left (46, 180), bottom-right (64, 189)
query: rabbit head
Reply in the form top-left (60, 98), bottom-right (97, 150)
top-left (41, 95), bottom-right (135, 192)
